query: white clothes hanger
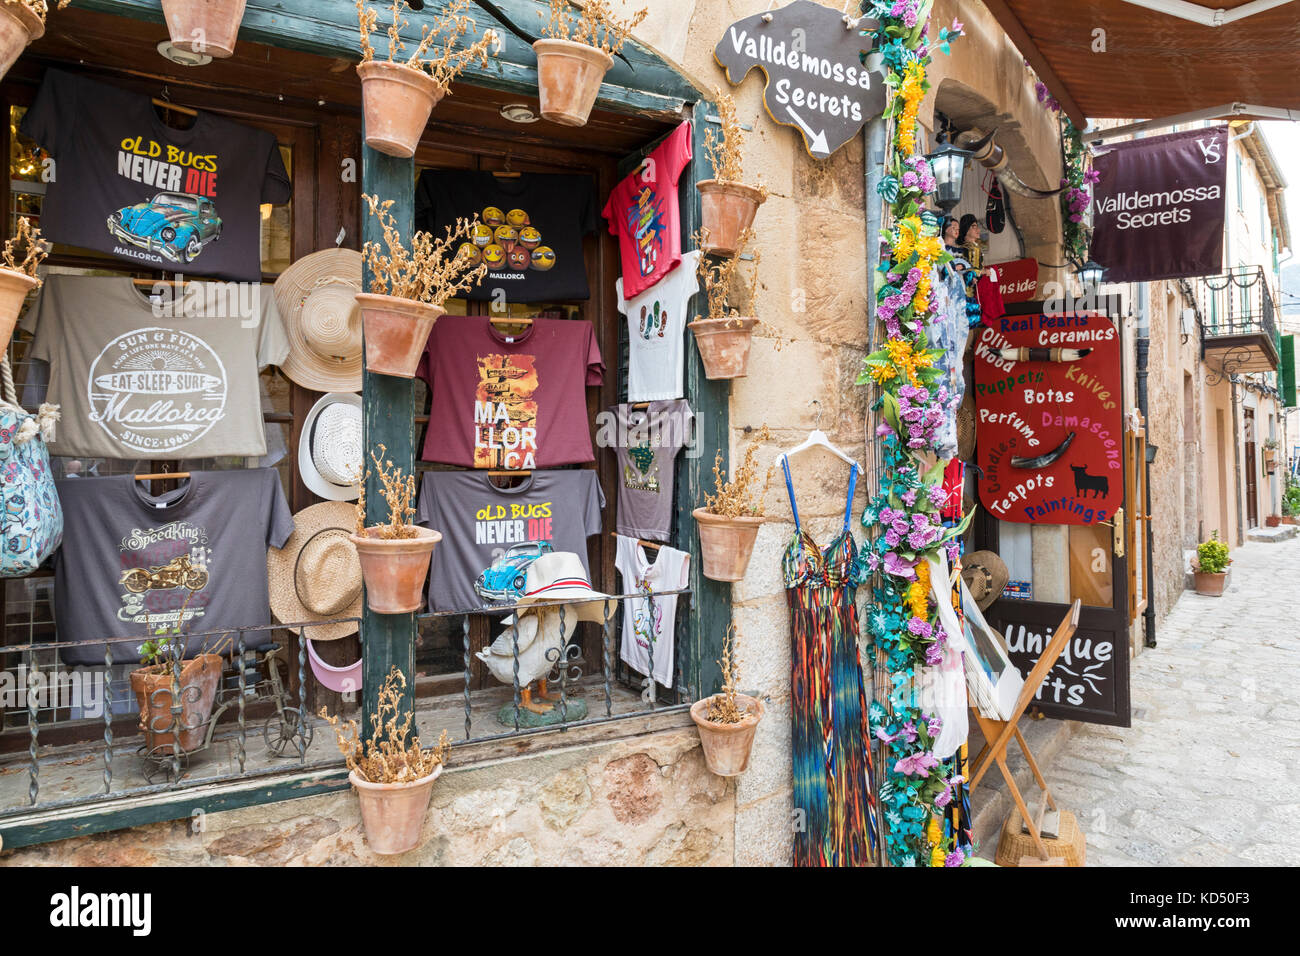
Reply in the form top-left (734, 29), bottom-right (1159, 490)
top-left (777, 400), bottom-right (862, 470)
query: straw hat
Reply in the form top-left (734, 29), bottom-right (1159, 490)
top-left (268, 502), bottom-right (363, 641)
top-left (299, 392), bottom-right (362, 501)
top-left (274, 249), bottom-right (364, 392)
top-left (515, 552), bottom-right (614, 623)
top-left (961, 550), bottom-right (1010, 612)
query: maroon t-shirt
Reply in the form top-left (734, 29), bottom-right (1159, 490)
top-left (418, 316), bottom-right (603, 469)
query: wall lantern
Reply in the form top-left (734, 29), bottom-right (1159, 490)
top-left (925, 135), bottom-right (973, 213)
top-left (1078, 260), bottom-right (1106, 287)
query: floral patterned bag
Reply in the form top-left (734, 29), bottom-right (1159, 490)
top-left (0, 354), bottom-right (62, 576)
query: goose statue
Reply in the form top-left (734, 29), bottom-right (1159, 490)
top-left (476, 605), bottom-right (576, 713)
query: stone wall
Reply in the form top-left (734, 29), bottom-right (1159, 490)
top-left (3, 728), bottom-right (734, 866)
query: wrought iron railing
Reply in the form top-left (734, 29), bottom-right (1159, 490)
top-left (0, 589), bottom-right (692, 823)
top-left (1195, 265), bottom-right (1283, 359)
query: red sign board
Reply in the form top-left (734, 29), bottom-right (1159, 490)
top-left (989, 257), bottom-right (1038, 303)
top-left (974, 311), bottom-right (1123, 525)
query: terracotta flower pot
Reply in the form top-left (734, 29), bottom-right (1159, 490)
top-left (161, 0), bottom-right (246, 59)
top-left (129, 654), bottom-right (223, 754)
top-left (350, 764), bottom-right (442, 855)
top-left (0, 268), bottom-right (40, 346)
top-left (357, 59), bottom-right (445, 158)
top-left (533, 38), bottom-right (613, 127)
top-left (1265, 515), bottom-right (1282, 528)
top-left (690, 694), bottom-right (763, 776)
top-left (693, 508), bottom-right (763, 582)
top-left (1192, 570), bottom-right (1226, 597)
top-left (355, 293), bottom-right (443, 378)
top-left (0, 2), bottom-right (42, 82)
top-left (697, 180), bottom-right (766, 257)
top-left (1283, 516), bottom-right (1299, 526)
top-left (688, 316), bottom-right (757, 379)
top-left (351, 526), bottom-right (442, 614)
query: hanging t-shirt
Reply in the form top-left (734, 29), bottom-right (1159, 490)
top-left (414, 169), bottom-right (597, 303)
top-left (618, 250), bottom-right (701, 402)
top-left (53, 469), bottom-right (294, 665)
top-left (19, 275), bottom-right (289, 460)
top-left (601, 120), bottom-right (693, 300)
top-left (608, 400), bottom-right (693, 542)
top-left (417, 315), bottom-right (603, 470)
top-left (20, 69), bottom-right (290, 281)
top-left (615, 535), bottom-right (690, 689)
top-left (416, 470), bottom-right (604, 613)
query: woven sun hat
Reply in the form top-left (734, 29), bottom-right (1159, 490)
top-left (957, 392), bottom-right (976, 463)
top-left (274, 248), bottom-right (364, 392)
top-left (268, 502), bottom-right (363, 641)
top-left (961, 550), bottom-right (1011, 612)
top-left (515, 552), bottom-right (614, 624)
top-left (299, 392), bottom-right (363, 501)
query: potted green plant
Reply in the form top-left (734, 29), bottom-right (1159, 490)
top-left (0, 1), bottom-right (66, 82)
top-left (1282, 476), bottom-right (1300, 526)
top-left (129, 607), bottom-right (222, 755)
top-left (693, 426), bottom-right (773, 582)
top-left (358, 193), bottom-right (487, 378)
top-left (688, 231), bottom-right (760, 379)
top-left (689, 624), bottom-right (763, 776)
top-left (356, 0), bottom-right (498, 158)
top-left (321, 667), bottom-right (451, 855)
top-left (1191, 531), bottom-right (1230, 597)
top-left (161, 0), bottom-right (246, 59)
top-left (351, 445), bottom-right (442, 613)
top-left (0, 216), bottom-right (46, 345)
top-left (1263, 437), bottom-right (1279, 473)
top-left (698, 90), bottom-right (768, 257)
top-left (534, 0), bottom-right (646, 127)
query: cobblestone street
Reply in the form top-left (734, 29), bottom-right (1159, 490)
top-left (1045, 536), bottom-right (1300, 866)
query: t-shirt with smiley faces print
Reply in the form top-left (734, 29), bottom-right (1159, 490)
top-left (414, 169), bottom-right (597, 303)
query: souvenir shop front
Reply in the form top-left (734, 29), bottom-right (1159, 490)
top-left (0, 0), bottom-right (756, 863)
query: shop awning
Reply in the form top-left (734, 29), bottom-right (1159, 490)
top-left (982, 0), bottom-right (1300, 127)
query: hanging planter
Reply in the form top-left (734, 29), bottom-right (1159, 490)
top-left (532, 0), bottom-right (646, 127)
top-left (697, 93), bottom-right (767, 256)
top-left (0, 217), bottom-right (47, 345)
top-left (688, 316), bottom-right (756, 380)
top-left (161, 0), bottom-right (246, 59)
top-left (693, 427), bottom-right (772, 583)
top-left (355, 0), bottom-right (499, 158)
top-left (690, 626), bottom-right (763, 776)
top-left (360, 192), bottom-right (487, 378)
top-left (322, 667), bottom-right (452, 855)
top-left (350, 444), bottom-right (441, 613)
top-left (355, 293), bottom-right (443, 378)
top-left (130, 653), bottom-right (223, 754)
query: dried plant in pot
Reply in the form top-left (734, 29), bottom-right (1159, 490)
top-left (321, 667), bottom-right (451, 855)
top-left (129, 601), bottom-right (222, 756)
top-left (0, 217), bottom-right (47, 345)
top-left (690, 624), bottom-right (764, 776)
top-left (693, 425), bottom-right (773, 582)
top-left (359, 193), bottom-right (487, 377)
top-left (688, 231), bottom-right (760, 380)
top-left (534, 0), bottom-right (646, 127)
top-left (698, 90), bottom-right (768, 257)
top-left (160, 0), bottom-right (246, 60)
top-left (357, 0), bottom-right (499, 157)
top-left (351, 447), bottom-right (442, 613)
top-left (0, 1), bottom-right (66, 81)
top-left (1191, 531), bottom-right (1229, 597)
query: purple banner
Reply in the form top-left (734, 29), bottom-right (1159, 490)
top-left (1090, 126), bottom-right (1229, 283)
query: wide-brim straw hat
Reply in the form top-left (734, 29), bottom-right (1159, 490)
top-left (516, 552), bottom-right (614, 623)
top-left (274, 248), bottom-right (364, 392)
top-left (299, 392), bottom-right (362, 501)
top-left (961, 549), bottom-right (1011, 612)
top-left (268, 502), bottom-right (363, 641)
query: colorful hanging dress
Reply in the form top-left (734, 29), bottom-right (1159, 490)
top-left (782, 459), bottom-right (879, 866)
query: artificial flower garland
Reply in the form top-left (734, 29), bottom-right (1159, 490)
top-left (1032, 69), bottom-right (1100, 266)
top-left (857, 0), bottom-right (969, 868)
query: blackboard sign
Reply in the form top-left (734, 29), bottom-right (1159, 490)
top-left (714, 0), bottom-right (886, 159)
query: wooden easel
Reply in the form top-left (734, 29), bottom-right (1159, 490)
top-left (967, 599), bottom-right (1081, 861)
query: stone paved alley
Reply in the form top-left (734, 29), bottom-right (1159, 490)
top-left (1033, 535), bottom-right (1300, 866)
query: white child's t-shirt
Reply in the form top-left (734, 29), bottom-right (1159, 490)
top-left (616, 250), bottom-right (701, 402)
top-left (615, 535), bottom-right (691, 689)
